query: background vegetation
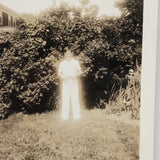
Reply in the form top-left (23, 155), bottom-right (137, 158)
top-left (0, 0), bottom-right (143, 119)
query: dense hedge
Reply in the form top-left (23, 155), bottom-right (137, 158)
top-left (0, 0), bottom-right (143, 118)
top-left (0, 31), bottom-right (62, 118)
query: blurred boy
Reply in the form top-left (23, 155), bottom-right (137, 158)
top-left (58, 49), bottom-right (81, 120)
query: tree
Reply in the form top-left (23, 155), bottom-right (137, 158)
top-left (0, 0), bottom-right (143, 118)
top-left (115, 0), bottom-right (143, 43)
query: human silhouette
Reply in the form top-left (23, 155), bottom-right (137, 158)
top-left (58, 49), bottom-right (81, 120)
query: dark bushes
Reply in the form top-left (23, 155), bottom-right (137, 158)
top-left (0, 0), bottom-right (143, 118)
top-left (0, 30), bottom-right (62, 118)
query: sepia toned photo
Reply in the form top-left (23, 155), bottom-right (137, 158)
top-left (0, 0), bottom-right (144, 159)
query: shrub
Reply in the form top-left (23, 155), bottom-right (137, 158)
top-left (0, 30), bottom-right (62, 118)
top-left (107, 66), bottom-right (141, 119)
top-left (0, 0), bottom-right (143, 118)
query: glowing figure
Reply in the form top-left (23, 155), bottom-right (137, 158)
top-left (58, 50), bottom-right (81, 120)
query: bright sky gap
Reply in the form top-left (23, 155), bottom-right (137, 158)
top-left (0, 0), bottom-right (122, 17)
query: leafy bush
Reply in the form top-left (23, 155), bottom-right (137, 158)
top-left (107, 66), bottom-right (141, 119)
top-left (0, 0), bottom-right (143, 118)
top-left (0, 30), bottom-right (62, 118)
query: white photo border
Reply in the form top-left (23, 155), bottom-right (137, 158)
top-left (140, 0), bottom-right (158, 159)
top-left (154, 0), bottom-right (160, 159)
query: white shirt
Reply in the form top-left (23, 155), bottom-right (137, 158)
top-left (58, 58), bottom-right (81, 79)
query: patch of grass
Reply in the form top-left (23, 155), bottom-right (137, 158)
top-left (108, 66), bottom-right (141, 119)
top-left (0, 109), bottom-right (139, 160)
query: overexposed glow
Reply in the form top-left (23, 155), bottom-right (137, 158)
top-left (0, 0), bottom-right (121, 17)
top-left (90, 0), bottom-right (121, 17)
top-left (0, 0), bottom-right (53, 14)
top-left (58, 54), bottom-right (81, 120)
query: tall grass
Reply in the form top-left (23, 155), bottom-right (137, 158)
top-left (108, 66), bottom-right (141, 119)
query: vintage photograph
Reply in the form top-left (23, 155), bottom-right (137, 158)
top-left (0, 0), bottom-right (143, 159)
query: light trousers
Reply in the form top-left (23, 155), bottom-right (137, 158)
top-left (61, 78), bottom-right (81, 119)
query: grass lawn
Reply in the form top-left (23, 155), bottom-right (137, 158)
top-left (0, 109), bottom-right (139, 160)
